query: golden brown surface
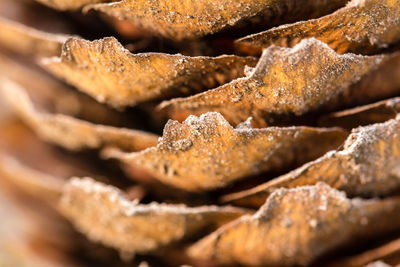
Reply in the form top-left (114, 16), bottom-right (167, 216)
top-left (41, 37), bottom-right (256, 108)
top-left (223, 116), bottom-right (400, 208)
top-left (325, 52), bottom-right (400, 111)
top-left (190, 183), bottom-right (400, 266)
top-left (161, 38), bottom-right (385, 125)
top-left (103, 112), bottom-right (347, 191)
top-left (236, 0), bottom-right (400, 55)
top-left (87, 0), bottom-right (347, 40)
top-left (59, 177), bottom-right (248, 254)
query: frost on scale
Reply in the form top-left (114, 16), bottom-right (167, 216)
top-left (223, 116), bottom-right (400, 208)
top-left (236, 0), bottom-right (400, 55)
top-left (190, 183), bottom-right (400, 266)
top-left (41, 37), bottom-right (256, 108)
top-left (86, 0), bottom-right (347, 40)
top-left (160, 38), bottom-right (385, 126)
top-left (59, 177), bottom-right (247, 254)
top-left (102, 112), bottom-right (347, 191)
top-left (325, 52), bottom-right (400, 112)
top-left (0, 77), bottom-right (158, 151)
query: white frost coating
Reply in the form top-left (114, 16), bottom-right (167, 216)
top-left (253, 182), bottom-right (350, 220)
top-left (340, 117), bottom-right (397, 155)
top-left (185, 112), bottom-right (233, 135)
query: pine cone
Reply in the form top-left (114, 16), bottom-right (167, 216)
top-left (0, 0), bottom-right (400, 266)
